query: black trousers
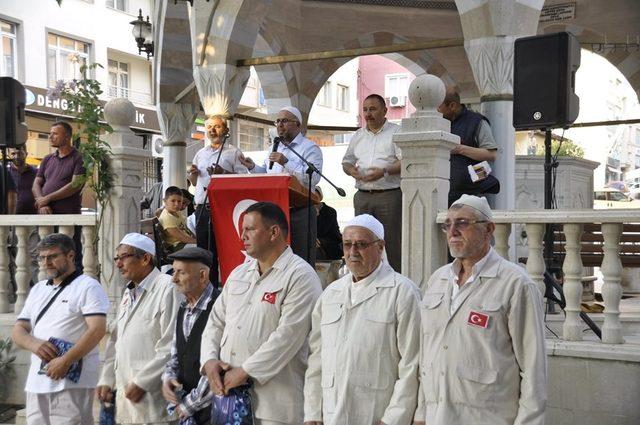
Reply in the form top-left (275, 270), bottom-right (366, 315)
top-left (195, 204), bottom-right (219, 286)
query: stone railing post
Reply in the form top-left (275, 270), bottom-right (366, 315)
top-left (0, 226), bottom-right (10, 313)
top-left (394, 74), bottom-right (458, 293)
top-left (14, 226), bottom-right (31, 312)
top-left (562, 223), bottom-right (584, 341)
top-left (493, 223), bottom-right (511, 260)
top-left (525, 223), bottom-right (546, 296)
top-left (601, 223), bottom-right (624, 343)
top-left (100, 98), bottom-right (151, 316)
top-left (37, 226), bottom-right (53, 282)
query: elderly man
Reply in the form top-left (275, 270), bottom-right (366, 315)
top-left (162, 247), bottom-right (220, 425)
top-left (12, 233), bottom-right (109, 425)
top-left (201, 202), bottom-right (322, 425)
top-left (97, 233), bottom-right (180, 424)
top-left (189, 115), bottom-right (248, 286)
top-left (415, 195), bottom-right (546, 425)
top-left (438, 88), bottom-right (499, 205)
top-left (342, 94), bottom-right (402, 272)
top-left (304, 214), bottom-right (420, 425)
top-left (241, 106), bottom-right (324, 266)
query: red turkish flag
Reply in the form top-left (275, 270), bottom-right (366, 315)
top-left (208, 174), bottom-right (290, 284)
top-left (261, 291), bottom-right (277, 304)
top-left (467, 310), bottom-right (489, 328)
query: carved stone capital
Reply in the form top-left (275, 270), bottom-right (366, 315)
top-left (464, 36), bottom-right (517, 97)
top-left (157, 102), bottom-right (198, 146)
top-left (193, 65), bottom-right (250, 117)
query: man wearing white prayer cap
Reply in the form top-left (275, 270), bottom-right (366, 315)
top-left (304, 214), bottom-right (421, 425)
top-left (97, 233), bottom-right (181, 424)
top-left (240, 106), bottom-right (323, 267)
top-left (414, 195), bottom-right (546, 425)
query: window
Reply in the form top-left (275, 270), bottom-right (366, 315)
top-left (318, 81), bottom-right (332, 107)
top-left (336, 84), bottom-right (349, 112)
top-left (0, 20), bottom-right (17, 78)
top-left (47, 34), bottom-right (90, 87)
top-left (385, 73), bottom-right (410, 99)
top-left (238, 123), bottom-right (267, 152)
top-left (108, 59), bottom-right (129, 98)
top-left (106, 0), bottom-right (127, 12)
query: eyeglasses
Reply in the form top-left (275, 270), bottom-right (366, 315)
top-left (37, 252), bottom-right (65, 263)
top-left (440, 219), bottom-right (489, 232)
top-left (343, 240), bottom-right (380, 250)
top-left (113, 253), bottom-right (137, 263)
top-left (274, 118), bottom-right (298, 125)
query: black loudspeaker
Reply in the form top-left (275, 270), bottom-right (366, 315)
top-left (513, 32), bottom-right (581, 130)
top-left (0, 77), bottom-right (28, 147)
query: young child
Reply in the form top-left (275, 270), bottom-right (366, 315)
top-left (158, 186), bottom-right (196, 252)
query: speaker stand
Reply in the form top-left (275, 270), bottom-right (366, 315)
top-left (543, 129), bottom-right (559, 314)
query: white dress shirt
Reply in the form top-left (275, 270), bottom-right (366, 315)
top-left (192, 143), bottom-right (248, 204)
top-left (252, 132), bottom-right (323, 188)
top-left (342, 120), bottom-right (401, 190)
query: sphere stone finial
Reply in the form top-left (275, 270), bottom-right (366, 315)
top-left (408, 74), bottom-right (446, 111)
top-left (104, 97), bottom-right (136, 132)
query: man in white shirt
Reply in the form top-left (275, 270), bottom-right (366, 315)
top-left (188, 116), bottom-right (248, 286)
top-left (304, 214), bottom-right (421, 425)
top-left (12, 233), bottom-right (110, 425)
top-left (241, 106), bottom-right (324, 266)
top-left (201, 202), bottom-right (322, 424)
top-left (415, 195), bottom-right (547, 425)
top-left (97, 233), bottom-right (180, 424)
top-left (342, 94), bottom-right (402, 272)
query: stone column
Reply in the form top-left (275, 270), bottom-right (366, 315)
top-left (193, 65), bottom-right (250, 118)
top-left (157, 102), bottom-right (198, 191)
top-left (395, 74), bottom-right (458, 293)
top-left (100, 98), bottom-right (151, 315)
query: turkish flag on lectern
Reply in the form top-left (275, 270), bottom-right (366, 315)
top-left (208, 174), bottom-right (290, 284)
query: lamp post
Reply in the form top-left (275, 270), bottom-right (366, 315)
top-left (130, 9), bottom-right (153, 59)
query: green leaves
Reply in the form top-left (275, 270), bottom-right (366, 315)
top-left (0, 338), bottom-right (16, 370)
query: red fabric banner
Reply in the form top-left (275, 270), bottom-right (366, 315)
top-left (208, 174), bottom-right (290, 284)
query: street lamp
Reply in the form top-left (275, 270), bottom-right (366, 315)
top-left (130, 9), bottom-right (153, 59)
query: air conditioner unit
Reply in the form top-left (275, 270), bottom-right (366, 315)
top-left (389, 95), bottom-right (406, 107)
top-left (151, 135), bottom-right (164, 158)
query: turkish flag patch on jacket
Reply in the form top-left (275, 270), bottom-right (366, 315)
top-left (467, 310), bottom-right (489, 328)
top-left (262, 291), bottom-right (277, 304)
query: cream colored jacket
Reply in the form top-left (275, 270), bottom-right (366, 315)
top-left (304, 262), bottom-right (421, 425)
top-left (98, 268), bottom-right (180, 424)
top-left (200, 247), bottom-right (322, 423)
top-left (416, 248), bottom-right (547, 425)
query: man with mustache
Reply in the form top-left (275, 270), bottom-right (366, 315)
top-left (342, 94), bottom-right (402, 272)
top-left (414, 195), bottom-right (546, 425)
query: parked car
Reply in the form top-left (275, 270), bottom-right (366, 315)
top-left (594, 188), bottom-right (640, 209)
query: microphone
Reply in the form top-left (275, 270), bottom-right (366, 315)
top-left (268, 137), bottom-right (283, 170)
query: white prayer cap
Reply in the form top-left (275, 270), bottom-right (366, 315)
top-left (451, 194), bottom-right (493, 220)
top-left (119, 233), bottom-right (156, 256)
top-left (279, 106), bottom-right (302, 123)
top-left (345, 214), bottom-right (385, 241)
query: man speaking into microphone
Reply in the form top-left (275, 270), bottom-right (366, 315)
top-left (240, 106), bottom-right (323, 266)
top-left (189, 116), bottom-right (248, 286)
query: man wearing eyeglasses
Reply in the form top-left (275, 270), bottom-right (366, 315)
top-left (240, 106), bottom-right (324, 266)
top-left (189, 115), bottom-right (249, 287)
top-left (304, 214), bottom-right (421, 425)
top-left (414, 195), bottom-right (546, 425)
top-left (342, 94), bottom-right (402, 272)
top-left (12, 233), bottom-right (109, 425)
top-left (97, 233), bottom-right (180, 424)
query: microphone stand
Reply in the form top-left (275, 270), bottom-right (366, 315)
top-left (279, 139), bottom-right (346, 264)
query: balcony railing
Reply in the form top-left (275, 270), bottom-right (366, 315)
top-left (107, 85), bottom-right (152, 105)
top-left (436, 209), bottom-right (640, 345)
top-left (0, 214), bottom-right (99, 314)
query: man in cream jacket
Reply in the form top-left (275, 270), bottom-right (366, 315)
top-left (415, 195), bottom-right (547, 425)
top-left (97, 233), bottom-right (180, 424)
top-left (304, 214), bottom-right (421, 425)
top-left (200, 202), bottom-right (322, 425)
